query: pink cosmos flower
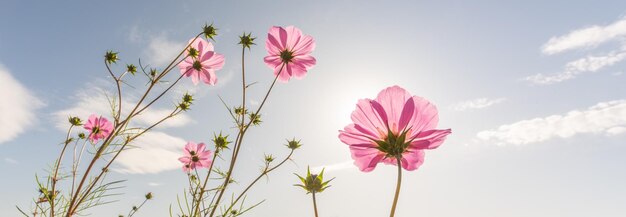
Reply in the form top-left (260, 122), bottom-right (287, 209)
top-left (264, 26), bottom-right (316, 82)
top-left (178, 141), bottom-right (212, 173)
top-left (83, 114), bottom-right (113, 143)
top-left (178, 38), bottom-right (225, 85)
top-left (338, 86), bottom-right (451, 172)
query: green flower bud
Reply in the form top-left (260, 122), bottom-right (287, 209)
top-left (234, 106), bottom-right (247, 116)
top-left (238, 32), bottom-right (256, 50)
top-left (126, 64), bottom-right (137, 75)
top-left (68, 116), bottom-right (82, 126)
top-left (183, 93), bottom-right (194, 104)
top-left (212, 132), bottom-right (231, 151)
top-left (249, 113), bottom-right (261, 126)
top-left (179, 102), bottom-right (191, 111)
top-left (78, 132), bottom-right (86, 139)
top-left (188, 47), bottom-right (199, 59)
top-left (286, 138), bottom-right (302, 150)
top-left (264, 154), bottom-right (274, 163)
top-left (145, 192), bottom-right (153, 200)
top-left (294, 167), bottom-right (334, 194)
top-left (105, 50), bottom-right (119, 64)
top-left (202, 23), bottom-right (218, 41)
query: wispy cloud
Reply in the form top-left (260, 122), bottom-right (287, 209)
top-left (53, 81), bottom-right (191, 130)
top-left (311, 160), bottom-right (355, 173)
top-left (526, 48), bottom-right (626, 84)
top-left (541, 16), bottom-right (626, 55)
top-left (53, 81), bottom-right (192, 174)
top-left (113, 131), bottom-right (186, 174)
top-left (476, 100), bottom-right (626, 145)
top-left (4, 157), bottom-right (18, 164)
top-left (528, 17), bottom-right (626, 84)
top-left (0, 64), bottom-right (44, 144)
top-left (147, 182), bottom-right (162, 187)
top-left (145, 35), bottom-right (185, 67)
top-left (451, 97), bottom-right (506, 111)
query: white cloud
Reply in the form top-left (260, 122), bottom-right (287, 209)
top-left (451, 97), bottom-right (506, 111)
top-left (476, 100), bottom-right (626, 145)
top-left (542, 17), bottom-right (626, 55)
top-left (0, 64), bottom-right (44, 144)
top-left (113, 131), bottom-right (186, 174)
top-left (53, 81), bottom-right (191, 130)
top-left (311, 160), bottom-right (356, 173)
top-left (145, 35), bottom-right (185, 67)
top-left (4, 157), bottom-right (18, 164)
top-left (147, 182), bottom-right (162, 187)
top-left (527, 49), bottom-right (626, 84)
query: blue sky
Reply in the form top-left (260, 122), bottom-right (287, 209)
top-left (1, 1), bottom-right (626, 216)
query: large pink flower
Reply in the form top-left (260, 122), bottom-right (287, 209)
top-left (178, 141), bottom-right (212, 173)
top-left (338, 86), bottom-right (451, 172)
top-left (83, 114), bottom-right (113, 143)
top-left (264, 26), bottom-right (316, 82)
top-left (178, 38), bottom-right (225, 85)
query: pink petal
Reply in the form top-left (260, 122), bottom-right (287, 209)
top-left (374, 86), bottom-right (412, 134)
top-left (293, 34), bottom-right (315, 55)
top-left (284, 26), bottom-right (303, 50)
top-left (410, 129), bottom-right (451, 150)
top-left (276, 63), bottom-right (291, 82)
top-left (398, 97), bottom-right (415, 132)
top-left (264, 55), bottom-right (282, 68)
top-left (290, 62), bottom-right (308, 79)
top-left (400, 150), bottom-right (425, 171)
top-left (267, 26), bottom-right (285, 53)
top-left (204, 53), bottom-right (225, 70)
top-left (350, 99), bottom-right (388, 139)
top-left (407, 95), bottom-right (440, 135)
top-left (196, 143), bottom-right (206, 153)
top-left (349, 146), bottom-right (385, 172)
top-left (293, 55), bottom-right (316, 68)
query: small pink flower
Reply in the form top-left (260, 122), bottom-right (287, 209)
top-left (178, 141), bottom-right (212, 172)
top-left (264, 26), bottom-right (316, 82)
top-left (338, 86), bottom-right (451, 172)
top-left (83, 114), bottom-right (113, 143)
top-left (178, 38), bottom-right (225, 85)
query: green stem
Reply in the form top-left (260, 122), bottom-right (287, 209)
top-left (389, 157), bottom-right (402, 217)
top-left (312, 192), bottom-right (319, 217)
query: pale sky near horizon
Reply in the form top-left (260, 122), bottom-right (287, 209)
top-left (1, 1), bottom-right (626, 217)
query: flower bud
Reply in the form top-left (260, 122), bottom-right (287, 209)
top-left (149, 68), bottom-right (158, 78)
top-left (234, 106), bottom-right (247, 116)
top-left (238, 32), bottom-right (256, 49)
top-left (179, 102), bottom-right (191, 111)
top-left (188, 47), bottom-right (199, 59)
top-left (249, 113), bottom-right (261, 125)
top-left (126, 64), bottom-right (137, 75)
top-left (69, 116), bottom-right (82, 126)
top-left (78, 132), bottom-right (86, 139)
top-left (105, 51), bottom-right (119, 64)
top-left (145, 192), bottom-right (153, 200)
top-left (286, 138), bottom-right (302, 150)
top-left (264, 154), bottom-right (274, 163)
top-left (202, 23), bottom-right (218, 41)
top-left (294, 167), bottom-right (334, 194)
top-left (212, 132), bottom-right (231, 151)
top-left (183, 93), bottom-right (194, 104)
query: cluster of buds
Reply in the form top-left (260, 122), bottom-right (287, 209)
top-left (294, 167), bottom-right (334, 194)
top-left (179, 93), bottom-right (194, 111)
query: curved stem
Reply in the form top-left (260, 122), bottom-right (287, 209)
top-left (389, 157), bottom-right (402, 217)
top-left (50, 125), bottom-right (74, 217)
top-left (312, 192), bottom-right (319, 217)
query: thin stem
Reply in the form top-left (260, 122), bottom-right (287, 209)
top-left (223, 149), bottom-right (294, 214)
top-left (193, 152), bottom-right (219, 216)
top-left (209, 63), bottom-right (285, 217)
top-left (50, 125), bottom-right (74, 217)
top-left (389, 157), bottom-right (402, 217)
top-left (312, 192), bottom-right (319, 217)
